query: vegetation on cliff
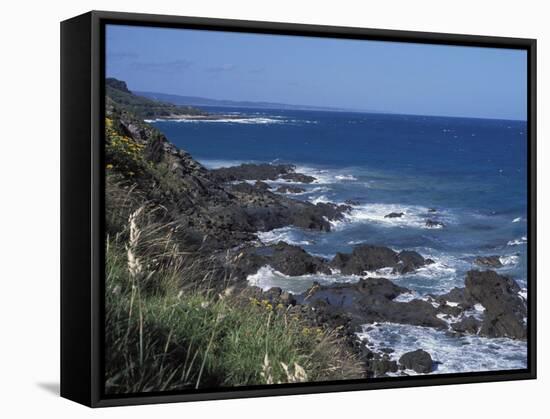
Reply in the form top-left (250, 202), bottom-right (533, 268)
top-left (104, 84), bottom-right (364, 393)
top-left (106, 77), bottom-right (207, 119)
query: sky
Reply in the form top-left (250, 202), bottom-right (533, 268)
top-left (106, 24), bottom-right (527, 120)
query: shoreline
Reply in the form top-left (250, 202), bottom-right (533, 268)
top-left (106, 84), bottom-right (528, 384)
top-left (145, 113), bottom-right (253, 122)
top-left (206, 162), bottom-right (528, 376)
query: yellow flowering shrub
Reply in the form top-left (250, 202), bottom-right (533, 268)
top-left (105, 117), bottom-right (146, 177)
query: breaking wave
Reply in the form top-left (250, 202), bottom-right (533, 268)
top-left (256, 227), bottom-right (313, 246)
top-left (507, 236), bottom-right (527, 246)
top-left (147, 116), bottom-right (318, 125)
top-left (246, 265), bottom-right (359, 295)
top-left (357, 322), bottom-right (527, 375)
top-left (338, 203), bottom-right (452, 230)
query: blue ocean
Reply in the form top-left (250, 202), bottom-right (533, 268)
top-left (151, 108), bottom-right (528, 373)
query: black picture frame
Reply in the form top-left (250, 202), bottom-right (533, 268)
top-left (61, 10), bottom-right (537, 408)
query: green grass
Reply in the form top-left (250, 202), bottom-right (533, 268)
top-left (106, 83), bottom-right (206, 119)
top-left (104, 205), bottom-right (364, 394)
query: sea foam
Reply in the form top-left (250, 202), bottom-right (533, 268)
top-left (148, 116), bottom-right (318, 125)
top-left (340, 203), bottom-right (452, 230)
top-left (246, 265), bottom-right (359, 294)
top-left (507, 236), bottom-right (527, 246)
top-left (256, 227), bottom-right (312, 246)
top-left (357, 322), bottom-right (527, 375)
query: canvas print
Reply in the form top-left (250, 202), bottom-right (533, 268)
top-left (104, 24), bottom-right (528, 395)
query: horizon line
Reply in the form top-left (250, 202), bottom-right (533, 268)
top-left (122, 83), bottom-right (527, 122)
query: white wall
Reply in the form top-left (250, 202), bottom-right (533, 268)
top-left (1, 0), bottom-right (546, 416)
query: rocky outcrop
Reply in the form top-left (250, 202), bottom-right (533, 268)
top-left (276, 185), bottom-right (306, 194)
top-left (254, 180), bottom-right (271, 191)
top-left (474, 256), bottom-right (503, 268)
top-left (464, 270), bottom-right (526, 339)
top-left (226, 182), bottom-right (349, 233)
top-left (398, 350), bottom-right (434, 373)
top-left (233, 242), bottom-right (331, 278)
top-left (331, 246), bottom-right (399, 274)
top-left (384, 212), bottom-right (404, 218)
top-left (396, 250), bottom-right (433, 274)
top-left (266, 242), bottom-right (331, 276)
top-left (425, 219), bottom-right (445, 228)
top-left (107, 96), bottom-right (356, 251)
top-left (280, 172), bottom-right (316, 183)
top-left (315, 202), bottom-right (352, 220)
top-left (211, 163), bottom-right (302, 183)
top-left (431, 287), bottom-right (475, 310)
top-left (331, 245), bottom-right (430, 275)
top-left (238, 285), bottom-right (297, 307)
top-left (106, 77), bottom-right (206, 119)
top-left (451, 316), bottom-right (481, 334)
top-left (106, 77), bottom-right (132, 93)
top-left (298, 278), bottom-right (447, 329)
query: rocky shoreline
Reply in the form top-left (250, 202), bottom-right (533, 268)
top-left (202, 162), bottom-right (527, 376)
top-left (106, 83), bottom-right (527, 378)
top-left (208, 162), bottom-right (526, 376)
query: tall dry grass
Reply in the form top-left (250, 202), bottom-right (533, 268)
top-left (104, 183), bottom-right (364, 394)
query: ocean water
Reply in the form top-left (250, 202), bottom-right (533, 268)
top-left (151, 107), bottom-right (528, 373)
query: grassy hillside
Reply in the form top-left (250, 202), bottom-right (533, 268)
top-left (105, 207), bottom-right (362, 393)
top-left (106, 77), bottom-right (207, 119)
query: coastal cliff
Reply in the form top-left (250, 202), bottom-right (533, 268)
top-left (104, 79), bottom-right (527, 392)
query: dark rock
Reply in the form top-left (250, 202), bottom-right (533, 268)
top-left (437, 303), bottom-right (463, 317)
top-left (230, 182), bottom-right (261, 194)
top-left (398, 250), bottom-right (425, 267)
top-left (474, 256), bottom-right (503, 268)
top-left (354, 277), bottom-right (409, 300)
top-left (276, 185), bottom-right (306, 194)
top-left (289, 205), bottom-right (332, 231)
top-left (367, 358), bottom-right (398, 376)
top-left (464, 270), bottom-right (526, 339)
top-left (235, 242), bottom-right (330, 278)
top-left (345, 199), bottom-right (361, 206)
top-left (269, 242), bottom-right (331, 276)
top-left (428, 208), bottom-right (437, 213)
top-left (398, 349), bottom-right (434, 373)
top-left (394, 250), bottom-right (426, 274)
top-left (106, 77), bottom-right (132, 93)
top-left (227, 184), bottom-right (348, 233)
top-left (238, 285), bottom-right (297, 307)
top-left (299, 278), bottom-right (447, 329)
top-left (315, 202), bottom-right (351, 221)
top-left (386, 299), bottom-right (448, 328)
top-left (210, 163), bottom-right (295, 182)
top-left (281, 172), bottom-right (316, 183)
top-left (359, 345), bottom-right (375, 360)
top-left (254, 180), bottom-right (271, 191)
top-left (451, 316), bottom-right (481, 335)
top-left (425, 219), bottom-right (445, 228)
top-left (331, 245), bottom-right (400, 274)
top-left (332, 245), bottom-right (429, 275)
top-left (432, 287), bottom-right (474, 309)
top-left (384, 212), bottom-right (404, 218)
